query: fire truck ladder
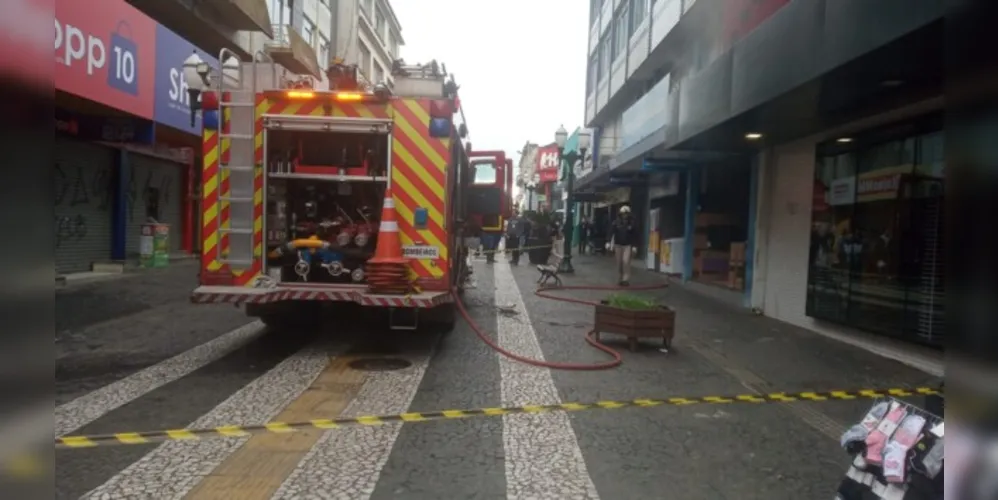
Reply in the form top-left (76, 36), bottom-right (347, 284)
top-left (215, 48), bottom-right (259, 269)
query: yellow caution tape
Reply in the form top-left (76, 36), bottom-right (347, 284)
top-left (56, 386), bottom-right (941, 449)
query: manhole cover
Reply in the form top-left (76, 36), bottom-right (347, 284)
top-left (349, 358), bottom-right (412, 372)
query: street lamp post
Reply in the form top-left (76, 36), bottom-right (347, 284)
top-left (554, 125), bottom-right (591, 274)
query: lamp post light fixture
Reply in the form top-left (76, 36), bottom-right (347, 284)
top-left (553, 125), bottom-right (591, 274)
top-left (182, 51), bottom-right (212, 127)
top-left (181, 51), bottom-right (241, 127)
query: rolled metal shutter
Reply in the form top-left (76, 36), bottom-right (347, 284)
top-left (55, 138), bottom-right (115, 274)
top-left (127, 154), bottom-right (184, 257)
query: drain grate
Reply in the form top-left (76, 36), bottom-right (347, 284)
top-left (348, 358), bottom-right (412, 372)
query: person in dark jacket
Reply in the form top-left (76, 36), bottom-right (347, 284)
top-left (505, 211), bottom-right (526, 265)
top-left (609, 205), bottom-right (637, 285)
top-left (577, 217), bottom-right (591, 255)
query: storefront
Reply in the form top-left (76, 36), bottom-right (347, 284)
top-left (645, 171), bottom-right (685, 273)
top-left (55, 0), bottom-right (205, 273)
top-left (54, 115), bottom-right (184, 274)
top-left (55, 135), bottom-right (118, 274)
top-left (806, 114), bottom-right (944, 347)
top-left (125, 151), bottom-right (188, 257)
top-left (750, 106), bottom-right (944, 349)
top-left (687, 158), bottom-right (753, 290)
top-left (591, 186), bottom-right (631, 250)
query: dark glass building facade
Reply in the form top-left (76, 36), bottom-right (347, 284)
top-left (806, 114), bottom-right (944, 348)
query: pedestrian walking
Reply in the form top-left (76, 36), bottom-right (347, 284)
top-left (505, 210), bottom-right (525, 265)
top-left (482, 231), bottom-right (499, 264)
top-left (577, 217), bottom-right (591, 255)
top-left (609, 206), bottom-right (638, 286)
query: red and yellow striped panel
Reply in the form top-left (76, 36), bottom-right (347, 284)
top-left (201, 129), bottom-right (221, 273)
top-left (200, 93), bottom-right (264, 287)
top-left (261, 97), bottom-right (392, 119)
top-left (390, 98), bottom-right (450, 287)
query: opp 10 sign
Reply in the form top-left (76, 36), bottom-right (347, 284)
top-left (54, 18), bottom-right (140, 96)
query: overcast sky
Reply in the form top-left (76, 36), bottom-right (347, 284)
top-left (391, 0), bottom-right (588, 180)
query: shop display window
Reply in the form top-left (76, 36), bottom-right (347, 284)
top-left (806, 117), bottom-right (944, 348)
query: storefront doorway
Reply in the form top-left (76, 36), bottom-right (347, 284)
top-left (646, 171), bottom-right (685, 274)
top-left (690, 159), bottom-right (753, 290)
top-left (55, 137), bottom-right (116, 274)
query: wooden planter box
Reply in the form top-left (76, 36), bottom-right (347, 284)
top-left (593, 301), bottom-right (675, 352)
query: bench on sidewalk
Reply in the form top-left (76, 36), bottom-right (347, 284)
top-left (536, 239), bottom-right (564, 287)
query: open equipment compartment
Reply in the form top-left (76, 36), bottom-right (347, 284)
top-left (263, 124), bottom-right (391, 285)
top-left (266, 128), bottom-right (389, 178)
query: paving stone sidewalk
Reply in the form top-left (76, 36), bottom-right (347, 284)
top-left (512, 253), bottom-right (938, 429)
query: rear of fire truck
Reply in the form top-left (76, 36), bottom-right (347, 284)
top-left (190, 57), bottom-right (489, 331)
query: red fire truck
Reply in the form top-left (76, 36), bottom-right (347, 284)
top-left (188, 52), bottom-right (510, 330)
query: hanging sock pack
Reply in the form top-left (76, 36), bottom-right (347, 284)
top-left (842, 401), bottom-right (891, 452)
top-left (882, 414), bottom-right (927, 483)
top-left (865, 403), bottom-right (907, 465)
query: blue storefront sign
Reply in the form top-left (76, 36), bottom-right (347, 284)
top-left (152, 24), bottom-right (218, 134)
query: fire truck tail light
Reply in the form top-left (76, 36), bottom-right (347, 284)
top-left (334, 92), bottom-right (363, 101)
top-left (287, 91), bottom-right (315, 99)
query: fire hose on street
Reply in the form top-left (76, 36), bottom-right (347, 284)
top-left (453, 280), bottom-right (670, 371)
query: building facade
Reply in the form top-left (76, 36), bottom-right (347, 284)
top-left (515, 143), bottom-right (540, 212)
top-left (262, 0), bottom-right (404, 88)
top-left (577, 0), bottom-right (944, 349)
top-left (352, 0), bottom-right (404, 86)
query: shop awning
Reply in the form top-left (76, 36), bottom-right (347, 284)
top-left (575, 164), bottom-right (611, 191)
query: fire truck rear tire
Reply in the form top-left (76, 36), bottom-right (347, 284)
top-left (423, 303), bottom-right (456, 332)
top-left (253, 302), bottom-right (320, 330)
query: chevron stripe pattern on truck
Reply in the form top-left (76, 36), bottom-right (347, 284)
top-left (389, 98), bottom-right (449, 285)
top-left (200, 95), bottom-right (265, 287)
top-left (201, 128), bottom-right (221, 273)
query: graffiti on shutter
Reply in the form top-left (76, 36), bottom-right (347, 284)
top-left (126, 165), bottom-right (174, 222)
top-left (54, 162), bottom-right (112, 248)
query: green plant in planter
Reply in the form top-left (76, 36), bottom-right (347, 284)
top-left (605, 293), bottom-right (660, 311)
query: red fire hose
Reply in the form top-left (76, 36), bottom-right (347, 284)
top-left (452, 282), bottom-right (670, 371)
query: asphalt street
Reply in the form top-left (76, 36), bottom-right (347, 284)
top-left (53, 256), bottom-right (937, 499)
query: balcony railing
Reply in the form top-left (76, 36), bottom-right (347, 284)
top-left (620, 75), bottom-right (671, 149)
top-left (265, 23), bottom-right (322, 77)
top-left (651, 0), bottom-right (682, 48)
top-left (267, 23), bottom-right (290, 46)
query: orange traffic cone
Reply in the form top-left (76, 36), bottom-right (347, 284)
top-left (366, 187), bottom-right (411, 295)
